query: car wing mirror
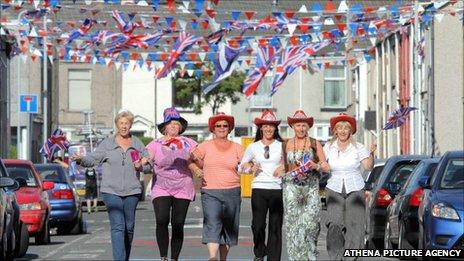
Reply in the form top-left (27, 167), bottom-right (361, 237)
top-left (418, 176), bottom-right (431, 189)
top-left (14, 177), bottom-right (27, 188)
top-left (0, 177), bottom-right (16, 188)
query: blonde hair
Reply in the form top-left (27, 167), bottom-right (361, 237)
top-left (330, 121), bottom-right (356, 146)
top-left (114, 110), bottom-right (135, 125)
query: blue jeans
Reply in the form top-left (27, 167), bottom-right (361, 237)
top-left (102, 193), bottom-right (140, 261)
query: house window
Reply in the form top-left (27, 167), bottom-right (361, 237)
top-left (172, 73), bottom-right (199, 110)
top-left (324, 67), bottom-right (346, 108)
top-left (68, 70), bottom-right (91, 111)
top-left (250, 73), bottom-right (272, 108)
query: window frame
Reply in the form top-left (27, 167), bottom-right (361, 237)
top-left (323, 66), bottom-right (347, 109)
top-left (68, 69), bottom-right (92, 112)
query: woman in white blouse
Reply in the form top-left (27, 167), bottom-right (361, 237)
top-left (240, 110), bottom-right (284, 261)
top-left (323, 113), bottom-right (376, 260)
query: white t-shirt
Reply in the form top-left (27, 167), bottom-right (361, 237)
top-left (240, 140), bottom-right (283, 190)
top-left (323, 141), bottom-right (370, 194)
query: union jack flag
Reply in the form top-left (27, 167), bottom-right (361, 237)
top-left (157, 32), bottom-right (201, 79)
top-left (202, 42), bottom-right (245, 94)
top-left (39, 129), bottom-right (70, 161)
top-left (67, 18), bottom-right (95, 44)
top-left (287, 153), bottom-right (314, 181)
top-left (270, 46), bottom-right (307, 96)
top-left (112, 10), bottom-right (137, 34)
top-left (243, 46), bottom-right (279, 97)
top-left (205, 28), bottom-right (228, 45)
top-left (383, 106), bottom-right (417, 130)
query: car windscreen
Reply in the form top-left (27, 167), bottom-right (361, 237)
top-left (439, 159), bottom-right (464, 189)
top-left (35, 166), bottom-right (67, 183)
top-left (388, 163), bottom-right (418, 187)
top-left (367, 165), bottom-right (384, 184)
top-left (6, 166), bottom-right (38, 187)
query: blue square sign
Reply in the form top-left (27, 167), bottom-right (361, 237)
top-left (19, 94), bottom-right (38, 113)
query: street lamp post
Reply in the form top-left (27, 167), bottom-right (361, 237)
top-left (42, 14), bottom-right (48, 163)
top-left (16, 10), bottom-right (28, 159)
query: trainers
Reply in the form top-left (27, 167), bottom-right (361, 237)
top-left (254, 257), bottom-right (264, 261)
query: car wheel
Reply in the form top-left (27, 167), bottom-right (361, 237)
top-left (69, 216), bottom-right (82, 235)
top-left (398, 221), bottom-right (413, 250)
top-left (35, 218), bottom-right (50, 245)
top-left (5, 225), bottom-right (14, 260)
top-left (14, 222), bottom-right (29, 257)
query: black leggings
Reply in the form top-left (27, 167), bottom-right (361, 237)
top-left (152, 196), bottom-right (190, 259)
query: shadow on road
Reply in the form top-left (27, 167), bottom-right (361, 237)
top-left (15, 253), bottom-right (39, 260)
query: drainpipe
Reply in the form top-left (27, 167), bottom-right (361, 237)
top-left (429, 19), bottom-right (435, 157)
top-left (395, 33), bottom-right (401, 155)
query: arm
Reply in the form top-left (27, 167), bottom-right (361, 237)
top-left (314, 141), bottom-right (330, 172)
top-left (238, 145), bottom-right (255, 173)
top-left (75, 140), bottom-right (107, 167)
top-left (360, 144), bottom-right (376, 171)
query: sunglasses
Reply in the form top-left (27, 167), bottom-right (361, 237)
top-left (215, 124), bottom-right (229, 128)
top-left (264, 145), bottom-right (270, 159)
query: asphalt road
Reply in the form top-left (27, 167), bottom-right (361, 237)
top-left (17, 195), bottom-right (396, 260)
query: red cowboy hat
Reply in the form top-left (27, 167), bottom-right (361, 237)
top-left (330, 113), bottom-right (357, 134)
top-left (254, 110), bottom-right (281, 126)
top-left (287, 109), bottom-right (314, 128)
top-left (208, 112), bottom-right (235, 133)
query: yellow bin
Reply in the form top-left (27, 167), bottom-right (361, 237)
top-left (240, 137), bottom-right (255, 198)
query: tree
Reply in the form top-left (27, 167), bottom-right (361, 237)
top-left (173, 67), bottom-right (246, 115)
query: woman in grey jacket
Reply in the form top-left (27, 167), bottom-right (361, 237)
top-left (72, 110), bottom-right (149, 261)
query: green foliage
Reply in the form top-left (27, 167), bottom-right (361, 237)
top-left (9, 145), bottom-right (17, 159)
top-left (173, 67), bottom-right (246, 114)
top-left (140, 136), bottom-right (154, 146)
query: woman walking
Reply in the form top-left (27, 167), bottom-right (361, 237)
top-left (239, 110), bottom-right (284, 261)
top-left (72, 109), bottom-right (149, 261)
top-left (145, 107), bottom-right (198, 261)
top-left (277, 109), bottom-right (329, 261)
top-left (323, 113), bottom-right (375, 260)
top-left (191, 112), bottom-right (244, 261)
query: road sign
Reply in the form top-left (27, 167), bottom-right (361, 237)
top-left (19, 94), bottom-right (38, 113)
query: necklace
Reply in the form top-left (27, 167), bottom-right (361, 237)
top-left (293, 137), bottom-right (308, 152)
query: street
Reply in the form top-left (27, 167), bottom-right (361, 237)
top-left (18, 196), bottom-right (397, 261)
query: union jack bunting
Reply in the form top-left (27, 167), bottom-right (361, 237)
top-left (242, 46), bottom-right (279, 97)
top-left (105, 31), bottom-right (165, 55)
top-left (270, 46), bottom-right (307, 96)
top-left (383, 106), bottom-right (417, 130)
top-left (205, 28), bottom-right (228, 45)
top-left (39, 129), bottom-right (70, 161)
top-left (157, 32), bottom-right (201, 79)
top-left (111, 10), bottom-right (137, 34)
top-left (67, 18), bottom-right (95, 44)
top-left (202, 42), bottom-right (245, 94)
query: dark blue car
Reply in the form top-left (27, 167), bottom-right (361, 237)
top-left (34, 164), bottom-right (85, 235)
top-left (418, 150), bottom-right (464, 250)
top-left (384, 158), bottom-right (440, 249)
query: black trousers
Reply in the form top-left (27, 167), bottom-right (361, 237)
top-left (152, 196), bottom-right (190, 259)
top-left (251, 188), bottom-right (284, 261)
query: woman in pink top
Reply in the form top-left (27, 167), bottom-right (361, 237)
top-left (145, 107), bottom-right (198, 261)
top-left (191, 112), bottom-right (244, 261)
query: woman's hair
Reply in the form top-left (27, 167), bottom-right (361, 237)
top-left (254, 124), bottom-right (284, 142)
top-left (329, 121), bottom-right (357, 146)
top-left (114, 109), bottom-right (135, 125)
top-left (162, 120), bottom-right (182, 136)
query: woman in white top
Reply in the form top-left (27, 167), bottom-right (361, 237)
top-left (240, 110), bottom-right (284, 261)
top-left (323, 113), bottom-right (376, 260)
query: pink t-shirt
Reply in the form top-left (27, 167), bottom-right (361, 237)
top-left (146, 136), bottom-right (197, 201)
top-left (193, 139), bottom-right (244, 189)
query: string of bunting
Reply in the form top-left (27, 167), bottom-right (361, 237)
top-left (0, 0), bottom-right (462, 95)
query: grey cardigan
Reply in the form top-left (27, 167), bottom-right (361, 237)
top-left (79, 135), bottom-right (148, 196)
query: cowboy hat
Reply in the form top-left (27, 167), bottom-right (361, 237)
top-left (208, 112), bottom-right (235, 133)
top-left (287, 109), bottom-right (314, 128)
top-left (254, 109), bottom-right (281, 126)
top-left (157, 107), bottom-right (188, 134)
top-left (330, 113), bottom-right (357, 134)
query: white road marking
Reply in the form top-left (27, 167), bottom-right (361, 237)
top-left (42, 227), bottom-right (105, 258)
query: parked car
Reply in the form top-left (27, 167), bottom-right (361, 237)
top-left (0, 159), bottom-right (29, 258)
top-left (364, 159), bottom-right (387, 203)
top-left (365, 155), bottom-right (428, 249)
top-left (418, 150), bottom-right (464, 250)
top-left (3, 160), bottom-right (54, 245)
top-left (0, 159), bottom-right (21, 260)
top-left (384, 158), bottom-right (440, 249)
top-left (35, 164), bottom-right (85, 235)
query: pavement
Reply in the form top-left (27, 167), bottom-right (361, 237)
top-left (18, 194), bottom-right (396, 260)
